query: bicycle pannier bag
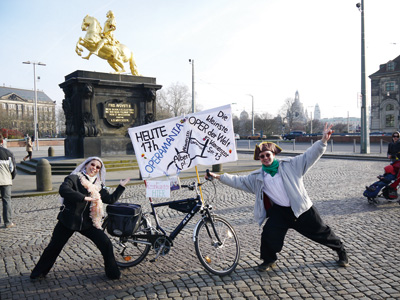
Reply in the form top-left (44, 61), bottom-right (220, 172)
top-left (106, 203), bottom-right (142, 237)
top-left (168, 199), bottom-right (197, 213)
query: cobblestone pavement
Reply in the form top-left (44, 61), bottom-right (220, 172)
top-left (1, 158), bottom-right (400, 299)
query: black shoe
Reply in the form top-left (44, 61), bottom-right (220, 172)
top-left (337, 249), bottom-right (349, 267)
top-left (106, 268), bottom-right (121, 280)
top-left (30, 273), bottom-right (46, 280)
top-left (257, 260), bottom-right (276, 272)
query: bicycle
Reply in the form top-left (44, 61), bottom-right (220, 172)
top-left (102, 170), bottom-right (240, 276)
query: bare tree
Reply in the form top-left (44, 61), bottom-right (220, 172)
top-left (56, 106), bottom-right (66, 137)
top-left (279, 97), bottom-right (296, 132)
top-left (156, 82), bottom-right (191, 120)
top-left (279, 97), bottom-right (307, 132)
top-left (332, 123), bottom-right (348, 133)
top-left (156, 89), bottom-right (173, 120)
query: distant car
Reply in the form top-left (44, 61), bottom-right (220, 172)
top-left (282, 131), bottom-right (305, 140)
top-left (234, 133), bottom-right (240, 140)
top-left (247, 133), bottom-right (267, 140)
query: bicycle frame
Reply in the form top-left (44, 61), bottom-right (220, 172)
top-left (150, 196), bottom-right (202, 240)
top-left (131, 183), bottom-right (222, 247)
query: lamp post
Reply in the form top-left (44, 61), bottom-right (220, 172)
top-left (189, 59), bottom-right (195, 113)
top-left (23, 61), bottom-right (46, 151)
top-left (307, 106), bottom-right (313, 134)
top-left (247, 94), bottom-right (254, 135)
top-left (357, 1), bottom-right (370, 153)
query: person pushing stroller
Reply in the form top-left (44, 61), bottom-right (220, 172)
top-left (364, 159), bottom-right (400, 199)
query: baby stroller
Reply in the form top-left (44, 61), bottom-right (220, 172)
top-left (363, 165), bottom-right (400, 205)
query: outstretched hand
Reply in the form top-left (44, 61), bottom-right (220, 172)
top-left (321, 123), bottom-right (334, 144)
top-left (120, 178), bottom-right (131, 187)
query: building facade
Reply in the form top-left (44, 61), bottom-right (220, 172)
top-left (313, 103), bottom-right (321, 120)
top-left (369, 55), bottom-right (400, 133)
top-left (0, 86), bottom-right (56, 137)
top-left (291, 90), bottom-right (307, 123)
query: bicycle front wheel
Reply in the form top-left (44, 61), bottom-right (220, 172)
top-left (194, 216), bottom-right (240, 276)
top-left (105, 217), bottom-right (152, 267)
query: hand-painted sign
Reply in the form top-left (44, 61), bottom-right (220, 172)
top-left (128, 104), bottom-right (238, 179)
top-left (145, 181), bottom-right (171, 198)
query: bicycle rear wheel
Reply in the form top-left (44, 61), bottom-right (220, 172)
top-left (194, 216), bottom-right (240, 276)
top-left (105, 217), bottom-right (152, 267)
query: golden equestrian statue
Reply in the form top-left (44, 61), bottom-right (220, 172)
top-left (75, 11), bottom-right (139, 76)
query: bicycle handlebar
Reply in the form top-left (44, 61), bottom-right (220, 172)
top-left (205, 169), bottom-right (213, 181)
top-left (179, 170), bottom-right (214, 191)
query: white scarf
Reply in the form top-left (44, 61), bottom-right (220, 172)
top-left (78, 172), bottom-right (104, 229)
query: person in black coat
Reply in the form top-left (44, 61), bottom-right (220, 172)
top-left (30, 157), bottom-right (130, 280)
top-left (387, 131), bottom-right (400, 162)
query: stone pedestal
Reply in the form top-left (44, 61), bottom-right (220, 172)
top-left (60, 70), bottom-right (162, 158)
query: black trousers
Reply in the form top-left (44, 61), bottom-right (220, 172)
top-left (260, 205), bottom-right (344, 263)
top-left (31, 221), bottom-right (119, 278)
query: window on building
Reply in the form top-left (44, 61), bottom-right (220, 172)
top-left (386, 114), bottom-right (395, 127)
top-left (386, 82), bottom-right (395, 91)
top-left (1, 103), bottom-right (6, 109)
top-left (387, 104), bottom-right (395, 111)
top-left (387, 61), bottom-right (395, 71)
top-left (17, 104), bottom-right (22, 119)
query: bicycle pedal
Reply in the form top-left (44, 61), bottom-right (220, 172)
top-left (150, 258), bottom-right (157, 263)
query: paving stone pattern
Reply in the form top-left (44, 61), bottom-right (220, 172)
top-left (1, 159), bottom-right (400, 299)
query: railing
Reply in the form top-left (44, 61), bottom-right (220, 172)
top-left (4, 138), bottom-right (65, 148)
top-left (241, 138), bottom-right (389, 155)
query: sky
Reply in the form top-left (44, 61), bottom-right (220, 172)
top-left (2, 0), bottom-right (400, 120)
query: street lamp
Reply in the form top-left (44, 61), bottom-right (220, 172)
top-left (356, 1), bottom-right (370, 153)
top-left (307, 106), bottom-right (313, 134)
top-left (189, 59), bottom-right (195, 113)
top-left (23, 61), bottom-right (46, 151)
top-left (247, 94), bottom-right (254, 135)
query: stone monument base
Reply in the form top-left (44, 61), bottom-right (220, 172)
top-left (60, 70), bottom-right (161, 158)
top-left (65, 136), bottom-right (134, 158)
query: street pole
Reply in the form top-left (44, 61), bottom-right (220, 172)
top-left (23, 61), bottom-right (46, 151)
top-left (247, 94), bottom-right (254, 135)
top-left (357, 0), bottom-right (370, 153)
top-left (189, 59), bottom-right (195, 113)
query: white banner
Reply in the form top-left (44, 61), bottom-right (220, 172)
top-left (128, 104), bottom-right (238, 179)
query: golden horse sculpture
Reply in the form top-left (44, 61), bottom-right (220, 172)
top-left (75, 14), bottom-right (139, 76)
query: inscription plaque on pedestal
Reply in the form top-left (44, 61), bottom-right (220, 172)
top-left (104, 100), bottom-right (135, 127)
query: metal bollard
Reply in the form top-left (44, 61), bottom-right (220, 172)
top-left (48, 146), bottom-right (54, 157)
top-left (353, 139), bottom-right (356, 153)
top-left (212, 164), bottom-right (223, 172)
top-left (36, 159), bottom-right (52, 191)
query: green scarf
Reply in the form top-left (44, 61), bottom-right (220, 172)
top-left (262, 159), bottom-right (279, 177)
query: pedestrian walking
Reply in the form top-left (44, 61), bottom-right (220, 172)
top-left (206, 123), bottom-right (349, 271)
top-left (0, 136), bottom-right (17, 228)
top-left (30, 156), bottom-right (130, 280)
top-left (23, 135), bottom-right (33, 161)
top-left (387, 131), bottom-right (400, 162)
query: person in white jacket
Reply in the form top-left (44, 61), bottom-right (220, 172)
top-left (206, 123), bottom-right (348, 271)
